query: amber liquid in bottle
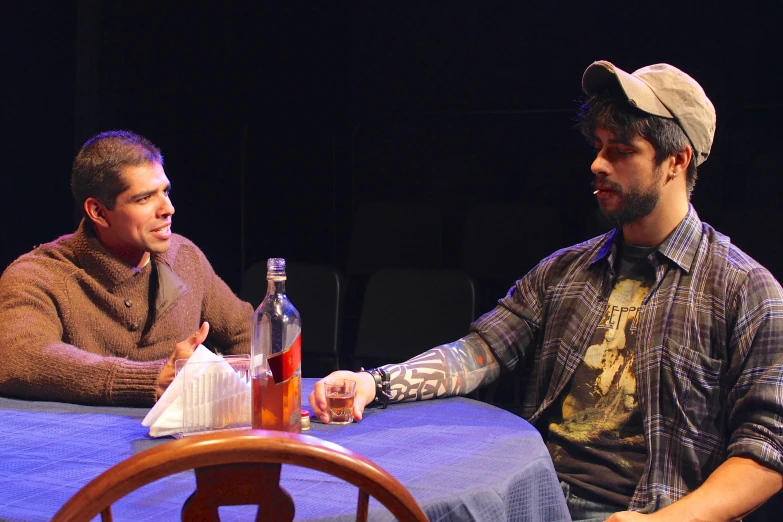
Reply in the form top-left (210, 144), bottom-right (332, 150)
top-left (251, 339), bottom-right (302, 432)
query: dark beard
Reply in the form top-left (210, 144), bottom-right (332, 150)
top-left (598, 175), bottom-right (662, 228)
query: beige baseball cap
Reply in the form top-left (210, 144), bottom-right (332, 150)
top-left (582, 60), bottom-right (716, 166)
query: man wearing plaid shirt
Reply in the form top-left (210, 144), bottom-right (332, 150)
top-left (311, 61), bottom-right (783, 521)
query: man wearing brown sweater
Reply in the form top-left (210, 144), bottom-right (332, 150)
top-left (0, 131), bottom-right (253, 406)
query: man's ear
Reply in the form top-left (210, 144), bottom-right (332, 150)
top-left (671, 145), bottom-right (693, 179)
top-left (84, 197), bottom-right (109, 229)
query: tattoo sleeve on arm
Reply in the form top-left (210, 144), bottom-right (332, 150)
top-left (379, 332), bottom-right (501, 403)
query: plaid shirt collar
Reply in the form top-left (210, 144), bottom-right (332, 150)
top-left (588, 205), bottom-right (703, 274)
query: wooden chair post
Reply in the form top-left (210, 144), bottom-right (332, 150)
top-left (182, 463), bottom-right (294, 521)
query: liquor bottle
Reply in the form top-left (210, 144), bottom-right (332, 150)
top-left (250, 258), bottom-right (302, 432)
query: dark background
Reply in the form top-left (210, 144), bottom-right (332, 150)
top-left (2, 2), bottom-right (782, 333)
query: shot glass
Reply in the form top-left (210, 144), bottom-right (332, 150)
top-left (324, 379), bottom-right (356, 424)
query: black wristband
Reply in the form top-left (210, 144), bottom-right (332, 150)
top-left (361, 367), bottom-right (391, 409)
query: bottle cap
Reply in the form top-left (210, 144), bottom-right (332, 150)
top-left (266, 258), bottom-right (287, 281)
top-left (300, 409), bottom-right (311, 431)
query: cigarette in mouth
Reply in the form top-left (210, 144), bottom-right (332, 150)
top-left (593, 189), bottom-right (599, 195)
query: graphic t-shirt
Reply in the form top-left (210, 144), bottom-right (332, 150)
top-left (546, 243), bottom-right (655, 508)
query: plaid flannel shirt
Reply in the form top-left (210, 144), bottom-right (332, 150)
top-left (471, 205), bottom-right (783, 512)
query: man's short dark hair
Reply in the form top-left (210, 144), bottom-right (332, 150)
top-left (71, 130), bottom-right (164, 215)
top-left (577, 88), bottom-right (698, 198)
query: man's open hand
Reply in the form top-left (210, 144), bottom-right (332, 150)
top-left (155, 321), bottom-right (210, 400)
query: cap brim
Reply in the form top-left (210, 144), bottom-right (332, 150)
top-left (582, 60), bottom-right (673, 119)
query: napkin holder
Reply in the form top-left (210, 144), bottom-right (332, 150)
top-left (173, 354), bottom-right (252, 438)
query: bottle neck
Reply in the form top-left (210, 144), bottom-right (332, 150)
top-left (266, 278), bottom-right (287, 295)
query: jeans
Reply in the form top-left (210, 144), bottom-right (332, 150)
top-left (560, 481), bottom-right (620, 522)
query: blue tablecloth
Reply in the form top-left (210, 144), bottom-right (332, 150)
top-left (0, 379), bottom-right (570, 521)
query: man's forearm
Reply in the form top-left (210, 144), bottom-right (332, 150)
top-left (381, 332), bottom-right (501, 403)
top-left (644, 457), bottom-right (782, 522)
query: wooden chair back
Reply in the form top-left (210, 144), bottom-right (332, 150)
top-left (50, 429), bottom-right (429, 522)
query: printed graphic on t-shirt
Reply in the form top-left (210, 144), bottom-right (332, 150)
top-left (553, 276), bottom-right (647, 443)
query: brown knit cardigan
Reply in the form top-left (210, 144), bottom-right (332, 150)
top-left (0, 221), bottom-right (253, 406)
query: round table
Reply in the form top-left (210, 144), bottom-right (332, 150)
top-left (0, 378), bottom-right (570, 521)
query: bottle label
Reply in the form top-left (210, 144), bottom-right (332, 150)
top-left (267, 333), bottom-right (301, 384)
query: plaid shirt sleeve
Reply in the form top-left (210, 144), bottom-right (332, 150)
top-left (725, 264), bottom-right (783, 475)
top-left (468, 259), bottom-right (548, 371)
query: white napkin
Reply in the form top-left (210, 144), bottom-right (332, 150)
top-left (142, 345), bottom-right (251, 437)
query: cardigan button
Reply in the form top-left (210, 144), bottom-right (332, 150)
top-left (128, 322), bottom-right (139, 332)
top-left (124, 299), bottom-right (133, 308)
